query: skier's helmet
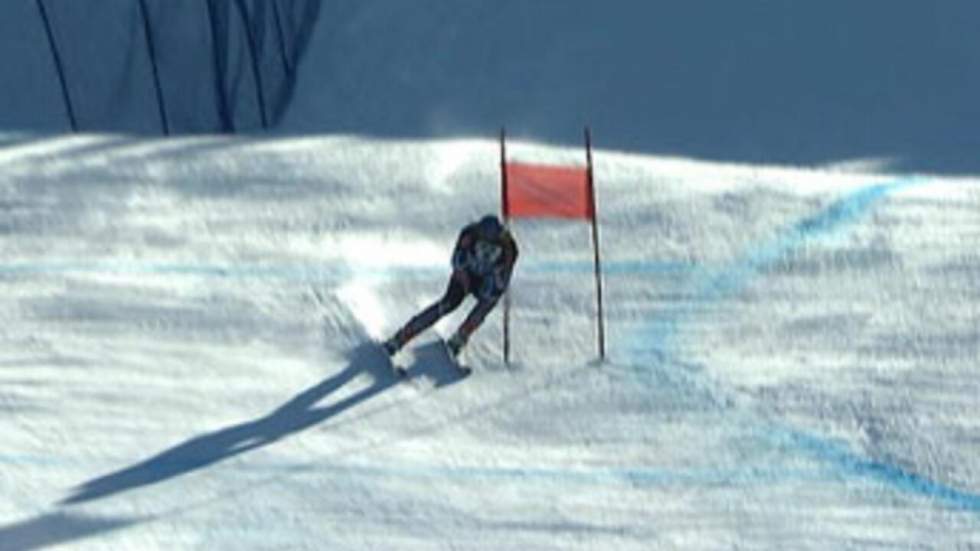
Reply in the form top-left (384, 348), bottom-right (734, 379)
top-left (476, 214), bottom-right (504, 240)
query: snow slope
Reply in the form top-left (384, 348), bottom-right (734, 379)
top-left (1, 133), bottom-right (979, 549)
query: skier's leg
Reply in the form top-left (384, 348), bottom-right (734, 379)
top-left (388, 273), bottom-right (468, 352)
top-left (447, 295), bottom-right (500, 354)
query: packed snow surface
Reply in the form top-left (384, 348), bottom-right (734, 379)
top-left (1, 133), bottom-right (979, 549)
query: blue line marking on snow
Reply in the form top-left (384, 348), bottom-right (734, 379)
top-left (0, 259), bottom-right (694, 281)
top-left (626, 177), bottom-right (980, 512)
top-left (626, 178), bottom-right (921, 358)
top-left (771, 429), bottom-right (980, 512)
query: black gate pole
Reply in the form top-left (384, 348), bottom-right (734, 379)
top-left (585, 126), bottom-right (605, 362)
top-left (500, 127), bottom-right (512, 366)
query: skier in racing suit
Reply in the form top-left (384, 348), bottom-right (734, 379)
top-left (383, 214), bottom-right (518, 358)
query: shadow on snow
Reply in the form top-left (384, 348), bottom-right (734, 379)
top-left (60, 340), bottom-right (466, 505)
top-left (0, 512), bottom-right (138, 551)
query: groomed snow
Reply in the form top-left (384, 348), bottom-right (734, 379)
top-left (1, 133), bottom-right (979, 549)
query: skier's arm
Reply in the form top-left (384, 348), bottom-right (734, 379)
top-left (479, 232), bottom-right (518, 300)
top-left (451, 226), bottom-right (477, 271)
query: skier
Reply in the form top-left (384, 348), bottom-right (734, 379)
top-left (383, 214), bottom-right (518, 360)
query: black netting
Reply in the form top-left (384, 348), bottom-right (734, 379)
top-left (40, 0), bottom-right (160, 133)
top-left (141, 0), bottom-right (223, 133)
top-left (0, 0), bottom-right (320, 134)
top-left (0, 1), bottom-right (69, 131)
top-left (206, 0), bottom-right (263, 132)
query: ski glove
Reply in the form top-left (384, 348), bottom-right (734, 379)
top-left (477, 277), bottom-right (497, 301)
top-left (477, 268), bottom-right (509, 301)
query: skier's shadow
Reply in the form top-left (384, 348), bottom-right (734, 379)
top-left (61, 341), bottom-right (400, 505)
top-left (398, 340), bottom-right (471, 388)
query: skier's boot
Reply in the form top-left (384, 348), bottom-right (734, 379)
top-left (446, 332), bottom-right (467, 359)
top-left (382, 335), bottom-right (402, 357)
